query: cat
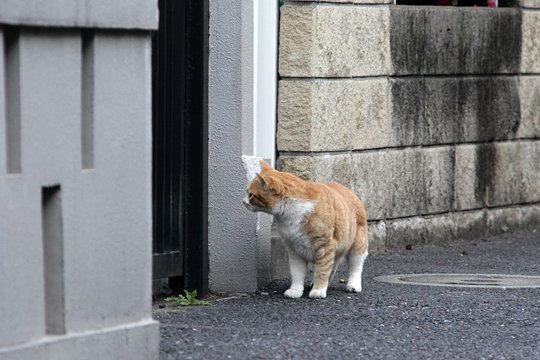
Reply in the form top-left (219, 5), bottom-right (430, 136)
top-left (243, 158), bottom-right (368, 299)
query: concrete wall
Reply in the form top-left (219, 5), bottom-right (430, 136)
top-left (0, 1), bottom-right (159, 359)
top-left (207, 0), bottom-right (278, 293)
top-left (275, 3), bottom-right (539, 277)
top-left (207, 0), bottom-right (267, 293)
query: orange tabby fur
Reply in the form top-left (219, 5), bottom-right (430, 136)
top-left (243, 160), bottom-right (368, 299)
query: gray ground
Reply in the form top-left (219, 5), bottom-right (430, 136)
top-left (156, 229), bottom-right (540, 360)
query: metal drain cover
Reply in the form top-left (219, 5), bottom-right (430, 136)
top-left (374, 273), bottom-right (540, 289)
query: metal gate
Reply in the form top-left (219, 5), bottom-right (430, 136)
top-left (152, 0), bottom-right (208, 294)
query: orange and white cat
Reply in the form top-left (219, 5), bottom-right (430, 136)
top-left (243, 158), bottom-right (368, 299)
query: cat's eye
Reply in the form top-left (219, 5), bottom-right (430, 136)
top-left (248, 193), bottom-right (254, 198)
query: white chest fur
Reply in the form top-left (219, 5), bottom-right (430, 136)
top-left (274, 198), bottom-right (316, 262)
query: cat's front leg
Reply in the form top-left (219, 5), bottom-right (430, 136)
top-left (284, 249), bottom-right (307, 299)
top-left (309, 249), bottom-right (335, 299)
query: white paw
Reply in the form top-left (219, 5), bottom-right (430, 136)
top-left (284, 288), bottom-right (303, 299)
top-left (346, 283), bottom-right (362, 293)
top-left (308, 289), bottom-right (327, 299)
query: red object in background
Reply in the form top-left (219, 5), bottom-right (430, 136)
top-left (436, 0), bottom-right (496, 5)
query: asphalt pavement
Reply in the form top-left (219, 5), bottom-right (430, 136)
top-left (155, 228), bottom-right (540, 360)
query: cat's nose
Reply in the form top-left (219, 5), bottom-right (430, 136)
top-left (242, 196), bottom-right (249, 205)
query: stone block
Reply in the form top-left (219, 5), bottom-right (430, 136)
top-left (389, 7), bottom-right (521, 75)
top-left (518, 76), bottom-right (540, 139)
top-left (485, 205), bottom-right (540, 236)
top-left (280, 141), bottom-right (539, 223)
top-left (279, 153), bottom-right (386, 218)
top-left (386, 210), bottom-right (487, 250)
top-left (486, 207), bottom-right (523, 235)
top-left (279, 4), bottom-right (391, 77)
top-left (306, 154), bottom-right (353, 186)
top-left (277, 80), bottom-right (317, 151)
top-left (515, 142), bottom-right (540, 204)
top-left (389, 78), bottom-right (426, 146)
top-left (385, 216), bottom-right (448, 250)
top-left (454, 145), bottom-right (484, 211)
top-left (520, 204), bottom-right (540, 229)
top-left (390, 77), bottom-right (521, 146)
top-left (386, 149), bottom-right (424, 218)
top-left (277, 79), bottom-right (391, 152)
top-left (351, 80), bottom-right (393, 150)
top-left (384, 205), bottom-right (537, 251)
top-left (455, 77), bottom-right (521, 142)
top-left (353, 147), bottom-right (454, 220)
top-left (488, 141), bottom-right (540, 207)
top-left (352, 151), bottom-right (392, 220)
top-left (422, 147), bottom-right (454, 214)
top-left (453, 142), bottom-right (540, 210)
top-left (277, 156), bottom-right (316, 181)
top-left (279, 77), bottom-right (523, 155)
top-left (521, 11), bottom-right (540, 73)
top-left (277, 154), bottom-right (353, 186)
top-left (423, 78), bottom-right (461, 144)
top-left (277, 80), bottom-right (353, 151)
top-left (521, 0), bottom-right (540, 7)
top-left (453, 210), bottom-right (488, 241)
top-left (368, 221), bottom-right (387, 253)
top-left (278, 4), bottom-right (317, 77)
top-left (280, 5), bottom-right (525, 77)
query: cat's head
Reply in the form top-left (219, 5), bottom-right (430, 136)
top-left (243, 160), bottom-right (283, 214)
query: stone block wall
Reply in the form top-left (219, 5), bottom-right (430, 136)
top-left (275, 1), bottom-right (539, 274)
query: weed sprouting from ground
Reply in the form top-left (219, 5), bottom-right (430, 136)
top-left (165, 290), bottom-right (209, 307)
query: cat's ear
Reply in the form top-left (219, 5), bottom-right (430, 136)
top-left (255, 173), bottom-right (268, 190)
top-left (259, 160), bottom-right (272, 172)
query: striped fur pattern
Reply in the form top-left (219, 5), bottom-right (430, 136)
top-left (243, 160), bottom-right (368, 299)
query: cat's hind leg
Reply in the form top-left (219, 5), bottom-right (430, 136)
top-left (346, 221), bottom-right (368, 293)
top-left (346, 250), bottom-right (368, 293)
top-left (284, 249), bottom-right (308, 299)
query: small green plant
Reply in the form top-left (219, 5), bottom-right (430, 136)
top-left (165, 290), bottom-right (209, 307)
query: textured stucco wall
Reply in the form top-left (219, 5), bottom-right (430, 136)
top-left (275, 3), bottom-right (540, 278)
top-left (0, 4), bottom-right (159, 360)
top-left (208, 0), bottom-right (263, 293)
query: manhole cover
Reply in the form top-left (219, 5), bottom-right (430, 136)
top-left (374, 273), bottom-right (540, 288)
